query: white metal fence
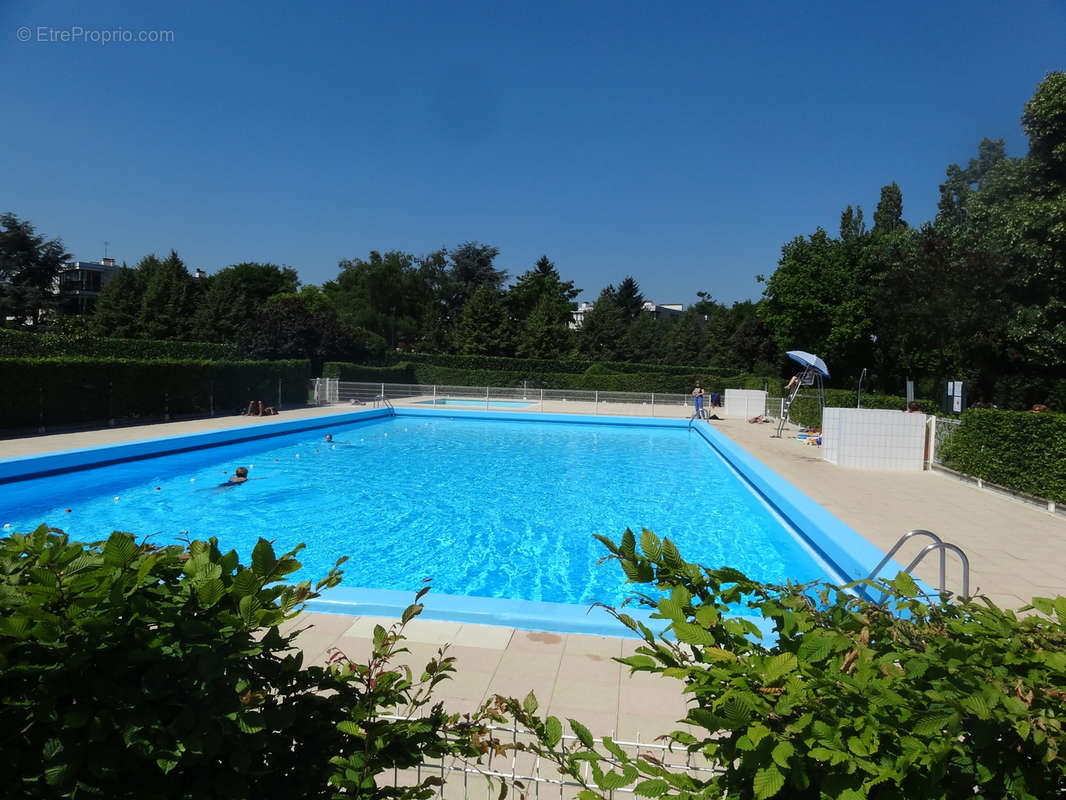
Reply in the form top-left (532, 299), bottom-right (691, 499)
top-left (385, 717), bottom-right (716, 799)
top-left (931, 417), bottom-right (961, 466)
top-left (312, 379), bottom-right (703, 417)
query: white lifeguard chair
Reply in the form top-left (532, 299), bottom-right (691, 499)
top-left (774, 351), bottom-right (829, 438)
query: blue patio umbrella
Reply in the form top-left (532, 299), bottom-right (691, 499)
top-left (786, 350), bottom-right (830, 378)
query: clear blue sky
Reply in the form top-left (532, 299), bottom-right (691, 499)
top-left (3, 0), bottom-right (1063, 306)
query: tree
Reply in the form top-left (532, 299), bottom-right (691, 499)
top-left (507, 256), bottom-right (579, 359)
top-left (839, 205), bottom-right (866, 240)
top-left (577, 286), bottom-right (627, 360)
top-left (872, 182), bottom-right (907, 234)
top-left (440, 241), bottom-right (507, 329)
top-left (238, 295), bottom-right (382, 373)
top-left (451, 284), bottom-right (509, 355)
top-left (0, 213), bottom-right (70, 328)
top-left (324, 251), bottom-right (433, 350)
top-left (136, 251), bottom-right (198, 340)
top-left (614, 276), bottom-right (645, 322)
top-left (90, 266), bottom-right (144, 338)
top-left (759, 228), bottom-right (871, 383)
top-left (661, 308), bottom-right (705, 364)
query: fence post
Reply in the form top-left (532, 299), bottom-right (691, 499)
top-left (651, 393), bottom-right (655, 417)
top-left (164, 391), bottom-right (170, 421)
top-left (433, 385), bottom-right (437, 403)
top-left (594, 390), bottom-right (599, 414)
top-left (209, 381), bottom-right (214, 417)
top-left (38, 385), bottom-right (45, 434)
top-left (540, 388), bottom-right (544, 411)
top-left (486, 385), bottom-right (490, 409)
top-left (277, 377), bottom-right (282, 410)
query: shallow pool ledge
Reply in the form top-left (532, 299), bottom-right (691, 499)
top-left (307, 585), bottom-right (664, 638)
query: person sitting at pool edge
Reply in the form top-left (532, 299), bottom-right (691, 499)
top-left (219, 466), bottom-right (249, 488)
top-left (907, 401), bottom-right (922, 413)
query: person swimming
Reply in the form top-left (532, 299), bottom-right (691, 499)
top-left (217, 466), bottom-right (249, 488)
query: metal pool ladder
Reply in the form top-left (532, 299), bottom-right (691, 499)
top-left (866, 529), bottom-right (971, 602)
top-left (375, 393), bottom-right (396, 415)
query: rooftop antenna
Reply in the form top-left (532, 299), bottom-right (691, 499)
top-left (103, 240), bottom-right (110, 260)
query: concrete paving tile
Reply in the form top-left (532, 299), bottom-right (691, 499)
top-left (442, 644), bottom-right (506, 675)
top-left (289, 612), bottom-right (361, 664)
top-left (340, 615), bottom-right (398, 638)
top-left (508, 629), bottom-right (567, 652)
top-left (401, 618), bottom-right (464, 644)
top-left (484, 676), bottom-right (555, 708)
top-left (549, 679), bottom-right (619, 713)
top-left (563, 633), bottom-right (623, 658)
top-left (451, 623), bottom-right (514, 649)
top-left (438, 668), bottom-right (495, 702)
top-left (496, 649), bottom-right (563, 679)
top-left (617, 685), bottom-right (690, 719)
top-left (558, 653), bottom-right (623, 684)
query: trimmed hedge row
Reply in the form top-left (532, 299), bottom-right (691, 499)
top-left (0, 329), bottom-right (237, 361)
top-left (941, 408), bottom-right (1066, 503)
top-left (323, 361), bottom-right (771, 394)
top-left (393, 351), bottom-right (753, 378)
top-left (0, 358), bottom-right (311, 430)
top-left (787, 389), bottom-right (939, 428)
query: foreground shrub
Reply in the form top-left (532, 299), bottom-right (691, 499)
top-left (0, 527), bottom-right (489, 799)
top-left (503, 530), bottom-right (1066, 799)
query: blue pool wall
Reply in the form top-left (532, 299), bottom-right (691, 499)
top-left (0, 407), bottom-right (913, 635)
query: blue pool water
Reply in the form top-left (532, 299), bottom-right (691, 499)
top-left (0, 415), bottom-right (842, 608)
top-left (416, 398), bottom-right (535, 408)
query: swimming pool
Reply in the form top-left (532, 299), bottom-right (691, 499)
top-left (415, 398), bottom-right (536, 408)
top-left (0, 409), bottom-right (896, 634)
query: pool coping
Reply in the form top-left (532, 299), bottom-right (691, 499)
top-left (0, 407), bottom-right (913, 633)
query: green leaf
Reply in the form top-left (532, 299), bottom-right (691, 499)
top-left (337, 721), bottom-right (363, 736)
top-left (601, 735), bottom-right (626, 761)
top-left (661, 538), bottom-right (683, 569)
top-left (544, 716), bottom-right (562, 747)
top-left (891, 571), bottom-right (919, 598)
top-left (673, 621), bottom-right (718, 647)
top-left (522, 691), bottom-right (538, 715)
top-left (620, 529), bottom-right (636, 558)
top-left (251, 539), bottom-right (277, 577)
top-left (912, 712), bottom-right (957, 736)
top-left (639, 529), bottom-right (662, 560)
top-left (634, 778), bottom-right (670, 797)
top-left (753, 764), bottom-right (786, 800)
top-left (763, 653), bottom-right (798, 683)
top-left (598, 770), bottom-right (632, 791)
top-left (569, 719), bottom-right (594, 749)
top-left (771, 741), bottom-right (794, 768)
top-left (196, 578), bottom-right (225, 609)
top-left (798, 632), bottom-right (833, 663)
top-left (718, 694), bottom-right (753, 728)
top-left (102, 532), bottom-right (136, 566)
top-left (961, 693), bottom-right (992, 720)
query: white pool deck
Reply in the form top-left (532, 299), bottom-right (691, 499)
top-left (2, 401), bottom-right (1063, 740)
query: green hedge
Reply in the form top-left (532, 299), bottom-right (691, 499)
top-left (941, 408), bottom-right (1066, 503)
top-left (0, 358), bottom-right (311, 430)
top-left (0, 329), bottom-right (237, 360)
top-left (323, 360), bottom-right (771, 394)
top-left (787, 389), bottom-right (939, 428)
top-left (393, 351), bottom-right (757, 378)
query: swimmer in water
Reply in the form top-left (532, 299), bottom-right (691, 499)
top-left (217, 466), bottom-right (248, 488)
